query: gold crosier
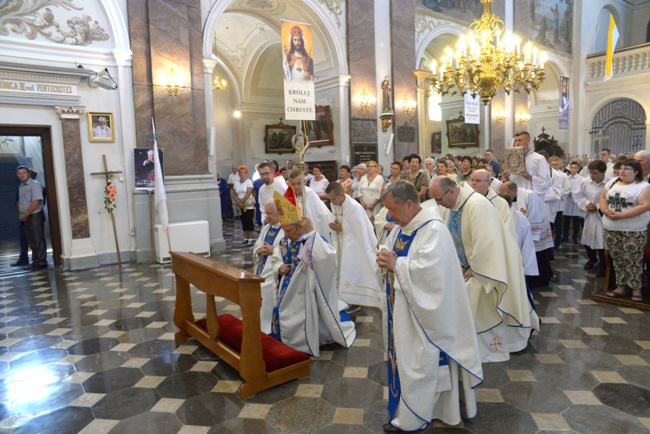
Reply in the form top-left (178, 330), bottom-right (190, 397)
top-left (292, 126), bottom-right (311, 216)
top-left (387, 270), bottom-right (399, 399)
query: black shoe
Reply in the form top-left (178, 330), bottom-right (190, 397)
top-left (560, 237), bottom-right (568, 242)
top-left (383, 424), bottom-right (422, 433)
top-left (10, 260), bottom-right (29, 267)
top-left (24, 263), bottom-right (47, 271)
top-left (573, 236), bottom-right (580, 243)
top-left (584, 259), bottom-right (596, 270)
top-left (554, 242), bottom-right (562, 250)
top-left (596, 267), bottom-right (606, 278)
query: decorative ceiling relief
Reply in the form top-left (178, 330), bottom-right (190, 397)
top-left (317, 0), bottom-right (343, 27)
top-left (415, 13), bottom-right (464, 42)
top-left (243, 0), bottom-right (278, 10)
top-left (0, 0), bottom-right (109, 46)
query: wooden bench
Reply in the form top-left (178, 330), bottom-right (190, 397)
top-left (172, 252), bottom-right (312, 398)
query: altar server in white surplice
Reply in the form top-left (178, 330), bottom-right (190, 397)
top-left (373, 206), bottom-right (396, 247)
top-left (502, 131), bottom-right (551, 205)
top-left (501, 182), bottom-right (555, 289)
top-left (326, 182), bottom-right (383, 309)
top-left (500, 193), bottom-right (539, 277)
top-left (252, 200), bottom-right (284, 334)
top-left (430, 177), bottom-right (539, 363)
top-left (270, 189), bottom-right (356, 357)
top-left (377, 181), bottom-right (483, 433)
top-left (288, 169), bottom-right (334, 243)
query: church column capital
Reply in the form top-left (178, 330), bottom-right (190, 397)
top-left (112, 49), bottom-right (133, 67)
top-left (339, 75), bottom-right (351, 87)
top-left (203, 58), bottom-right (218, 74)
top-left (54, 105), bottom-right (85, 120)
top-left (413, 69), bottom-right (433, 92)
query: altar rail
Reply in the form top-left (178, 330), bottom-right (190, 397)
top-left (172, 252), bottom-right (312, 398)
top-left (586, 43), bottom-right (650, 81)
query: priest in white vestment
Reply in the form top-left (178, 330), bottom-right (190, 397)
top-left (500, 193), bottom-right (539, 277)
top-left (430, 177), bottom-right (539, 363)
top-left (252, 200), bottom-right (284, 333)
top-left (502, 131), bottom-right (551, 205)
top-left (270, 189), bottom-right (356, 357)
top-left (501, 182), bottom-right (555, 288)
top-left (325, 182), bottom-right (384, 309)
top-left (374, 206), bottom-right (396, 247)
top-left (288, 169), bottom-right (334, 242)
top-left (377, 181), bottom-right (483, 432)
top-left (468, 169), bottom-right (511, 230)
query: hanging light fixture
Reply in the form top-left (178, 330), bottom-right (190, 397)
top-left (427, 0), bottom-right (546, 105)
top-left (213, 75), bottom-right (227, 91)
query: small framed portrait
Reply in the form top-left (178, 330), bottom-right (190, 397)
top-left (304, 105), bottom-right (334, 147)
top-left (88, 112), bottom-right (115, 142)
top-left (446, 115), bottom-right (479, 148)
top-left (134, 148), bottom-right (164, 190)
top-left (265, 120), bottom-right (296, 154)
top-left (430, 131), bottom-right (442, 153)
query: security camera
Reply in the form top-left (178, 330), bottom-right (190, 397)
top-left (88, 69), bottom-right (118, 90)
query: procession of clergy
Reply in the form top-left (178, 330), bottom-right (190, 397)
top-left (250, 131), bottom-right (561, 433)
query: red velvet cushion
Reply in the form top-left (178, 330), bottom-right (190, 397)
top-left (195, 314), bottom-right (310, 372)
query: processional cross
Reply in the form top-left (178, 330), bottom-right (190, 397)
top-left (91, 155), bottom-right (123, 268)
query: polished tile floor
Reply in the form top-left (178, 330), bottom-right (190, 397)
top-left (1, 219), bottom-right (650, 433)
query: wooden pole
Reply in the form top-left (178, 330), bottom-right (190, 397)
top-left (91, 155), bottom-right (123, 268)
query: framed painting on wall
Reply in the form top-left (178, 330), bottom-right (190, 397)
top-left (446, 115), bottom-right (479, 148)
top-left (265, 120), bottom-right (296, 154)
top-left (88, 112), bottom-right (115, 142)
top-left (304, 105), bottom-right (334, 147)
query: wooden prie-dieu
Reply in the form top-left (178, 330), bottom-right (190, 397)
top-left (171, 252), bottom-right (312, 398)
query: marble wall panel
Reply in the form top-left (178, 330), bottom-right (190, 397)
top-left (391, 1), bottom-right (418, 156)
top-left (348, 0), bottom-right (377, 121)
top-left (61, 119), bottom-right (90, 239)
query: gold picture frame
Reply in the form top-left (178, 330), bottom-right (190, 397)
top-left (88, 112), bottom-right (115, 142)
top-left (446, 114), bottom-right (479, 148)
top-left (303, 105), bottom-right (334, 147)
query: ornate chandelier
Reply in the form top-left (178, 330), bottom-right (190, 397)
top-left (428, 0), bottom-right (546, 105)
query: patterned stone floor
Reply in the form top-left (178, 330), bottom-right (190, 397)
top-left (1, 218), bottom-right (650, 433)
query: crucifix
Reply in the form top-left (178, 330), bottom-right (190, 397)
top-left (594, 129), bottom-right (609, 147)
top-left (91, 154), bottom-right (123, 268)
top-left (292, 131), bottom-right (311, 216)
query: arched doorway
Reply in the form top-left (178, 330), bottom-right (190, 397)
top-left (590, 99), bottom-right (646, 155)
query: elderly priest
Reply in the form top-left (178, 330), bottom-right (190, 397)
top-left (269, 188), bottom-right (356, 357)
top-left (377, 181), bottom-right (483, 433)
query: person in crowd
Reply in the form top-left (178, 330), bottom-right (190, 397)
top-left (336, 164), bottom-right (353, 196)
top-left (601, 148), bottom-right (614, 178)
top-left (227, 165), bottom-right (240, 217)
top-left (253, 200), bottom-right (284, 333)
top-left (351, 165), bottom-right (361, 199)
top-left (288, 169), bottom-right (333, 242)
top-left (233, 165), bottom-right (255, 245)
top-left (270, 190), bottom-right (356, 357)
top-left (435, 159), bottom-right (457, 184)
top-left (257, 162), bottom-right (287, 223)
top-left (573, 160), bottom-right (609, 277)
top-left (309, 164), bottom-right (330, 200)
top-left (303, 163), bottom-right (314, 186)
top-left (456, 156), bottom-right (474, 184)
top-left (562, 161), bottom-right (584, 243)
top-left (601, 159), bottom-right (650, 302)
top-left (502, 131), bottom-right (551, 205)
top-left (217, 171), bottom-right (232, 219)
top-left (359, 160), bottom-right (385, 219)
top-left (270, 160), bottom-right (281, 177)
top-left (430, 176), bottom-right (539, 363)
top-left (634, 150), bottom-right (650, 182)
top-left (400, 154), bottom-right (428, 201)
top-left (424, 157), bottom-right (436, 181)
top-left (485, 149), bottom-right (500, 178)
top-left (382, 161), bottom-right (403, 195)
top-left (548, 156), bottom-right (571, 248)
top-left (377, 180), bottom-right (482, 432)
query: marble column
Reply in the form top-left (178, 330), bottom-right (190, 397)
top-left (391, 1), bottom-right (418, 158)
top-left (55, 105), bottom-right (90, 239)
top-left (414, 69), bottom-right (432, 158)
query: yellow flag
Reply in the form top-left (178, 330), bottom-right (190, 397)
top-left (604, 14), bottom-right (619, 81)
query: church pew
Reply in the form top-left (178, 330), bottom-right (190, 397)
top-left (172, 251), bottom-right (312, 398)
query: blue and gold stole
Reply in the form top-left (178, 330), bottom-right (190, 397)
top-left (447, 191), bottom-right (474, 269)
top-left (254, 225), bottom-right (282, 275)
top-left (270, 237), bottom-right (301, 342)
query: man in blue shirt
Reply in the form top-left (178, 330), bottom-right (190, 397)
top-left (16, 166), bottom-right (47, 270)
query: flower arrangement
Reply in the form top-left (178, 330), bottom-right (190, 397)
top-left (104, 174), bottom-right (117, 213)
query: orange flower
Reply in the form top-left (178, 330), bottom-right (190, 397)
top-left (108, 191), bottom-right (116, 199)
top-left (106, 184), bottom-right (116, 192)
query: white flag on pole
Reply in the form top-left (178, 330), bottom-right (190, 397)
top-left (152, 119), bottom-right (168, 229)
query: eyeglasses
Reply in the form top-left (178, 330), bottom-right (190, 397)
top-left (432, 189), bottom-right (451, 203)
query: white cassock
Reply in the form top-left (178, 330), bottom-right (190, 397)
top-left (486, 187), bottom-right (512, 229)
top-left (544, 169), bottom-right (563, 223)
top-left (93, 125), bottom-right (111, 138)
top-left (564, 173), bottom-right (585, 217)
top-left (330, 195), bottom-right (383, 308)
top-left (573, 176), bottom-right (610, 249)
top-left (491, 177), bottom-right (502, 196)
top-left (296, 186), bottom-right (334, 243)
top-left (438, 184), bottom-right (539, 363)
top-left (557, 170), bottom-right (571, 214)
top-left (512, 188), bottom-right (554, 252)
top-left (382, 206), bottom-right (483, 431)
top-left (258, 177), bottom-right (287, 223)
top-left (252, 223), bottom-right (284, 333)
top-left (508, 149), bottom-right (551, 204)
top-left (270, 230), bottom-right (356, 357)
top-left (373, 206), bottom-right (394, 247)
top-left (510, 208), bottom-right (539, 276)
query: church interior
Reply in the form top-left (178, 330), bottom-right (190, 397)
top-left (2, 0), bottom-right (650, 432)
